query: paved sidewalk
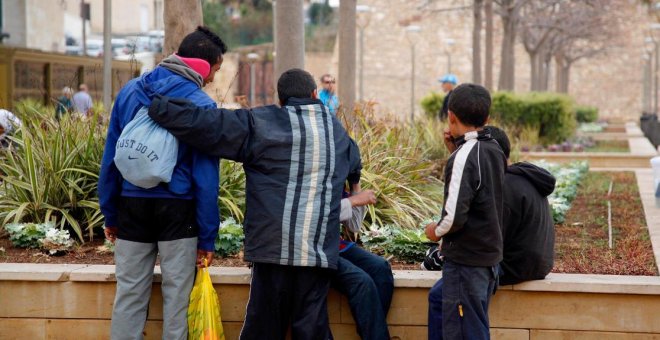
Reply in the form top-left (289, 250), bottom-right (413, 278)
top-left (635, 169), bottom-right (660, 274)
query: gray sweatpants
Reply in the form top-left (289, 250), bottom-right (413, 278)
top-left (111, 237), bottom-right (197, 340)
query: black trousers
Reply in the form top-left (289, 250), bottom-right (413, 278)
top-left (240, 263), bottom-right (333, 340)
top-left (117, 196), bottom-right (198, 242)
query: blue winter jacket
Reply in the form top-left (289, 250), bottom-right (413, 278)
top-left (98, 66), bottom-right (220, 251)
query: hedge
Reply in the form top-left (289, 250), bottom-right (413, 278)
top-left (491, 92), bottom-right (576, 144)
top-left (420, 91), bottom-right (577, 144)
top-left (575, 105), bottom-right (599, 123)
top-left (420, 92), bottom-right (444, 119)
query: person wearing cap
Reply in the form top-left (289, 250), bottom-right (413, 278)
top-left (438, 73), bottom-right (458, 121)
top-left (98, 26), bottom-right (227, 339)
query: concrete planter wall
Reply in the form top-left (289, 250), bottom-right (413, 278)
top-left (1, 264), bottom-right (660, 340)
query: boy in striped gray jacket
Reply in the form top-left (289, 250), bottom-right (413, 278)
top-left (148, 68), bottom-right (361, 340)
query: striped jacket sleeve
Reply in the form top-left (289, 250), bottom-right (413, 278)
top-left (434, 139), bottom-right (480, 238)
top-left (148, 95), bottom-right (250, 162)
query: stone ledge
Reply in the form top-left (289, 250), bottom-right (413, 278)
top-left (521, 152), bottom-right (652, 168)
top-left (2, 263), bottom-right (659, 295)
top-left (0, 263), bottom-right (90, 281)
top-left (511, 273), bottom-right (660, 295)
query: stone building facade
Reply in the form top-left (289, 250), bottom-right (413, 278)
top-left (313, 0), bottom-right (652, 119)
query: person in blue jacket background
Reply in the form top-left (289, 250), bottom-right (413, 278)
top-left (98, 26), bottom-right (227, 340)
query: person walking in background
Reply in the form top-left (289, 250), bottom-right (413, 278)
top-left (438, 74), bottom-right (458, 121)
top-left (98, 26), bottom-right (227, 340)
top-left (72, 84), bottom-right (93, 117)
top-left (55, 86), bottom-right (74, 120)
top-left (319, 73), bottom-right (339, 115)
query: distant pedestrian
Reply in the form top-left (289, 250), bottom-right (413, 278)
top-left (72, 84), bottom-right (93, 117)
top-left (438, 74), bottom-right (458, 121)
top-left (319, 74), bottom-right (339, 115)
top-left (56, 86), bottom-right (74, 120)
top-left (0, 108), bottom-right (21, 148)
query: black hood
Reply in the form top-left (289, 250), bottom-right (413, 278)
top-left (507, 162), bottom-right (556, 197)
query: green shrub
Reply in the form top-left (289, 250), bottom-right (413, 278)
top-left (0, 102), bottom-right (106, 241)
top-left (360, 222), bottom-right (433, 263)
top-left (218, 160), bottom-right (246, 222)
top-left (5, 221), bottom-right (74, 254)
top-left (345, 108), bottom-right (445, 230)
top-left (215, 217), bottom-right (244, 257)
top-left (575, 105), bottom-right (598, 123)
top-left (491, 92), bottom-right (576, 144)
top-left (420, 92), bottom-right (444, 119)
top-left (5, 222), bottom-right (53, 248)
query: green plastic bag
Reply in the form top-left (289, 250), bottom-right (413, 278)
top-left (188, 261), bottom-right (224, 340)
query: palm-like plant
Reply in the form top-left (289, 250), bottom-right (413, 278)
top-left (0, 102), bottom-right (105, 241)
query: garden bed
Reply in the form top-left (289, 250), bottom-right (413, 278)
top-left (0, 237), bottom-right (420, 270)
top-left (2, 170), bottom-right (657, 275)
top-left (553, 171), bottom-right (657, 276)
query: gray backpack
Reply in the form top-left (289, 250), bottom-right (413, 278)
top-left (114, 107), bottom-right (179, 188)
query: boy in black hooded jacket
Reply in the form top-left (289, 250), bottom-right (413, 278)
top-left (487, 126), bottom-right (556, 286)
top-left (425, 84), bottom-right (506, 340)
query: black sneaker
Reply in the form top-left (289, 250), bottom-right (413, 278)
top-left (421, 245), bottom-right (444, 271)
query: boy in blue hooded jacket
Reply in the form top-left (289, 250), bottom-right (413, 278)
top-left (98, 26), bottom-right (227, 340)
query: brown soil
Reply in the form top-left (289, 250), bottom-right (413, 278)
top-left (0, 237), bottom-right (419, 270)
top-left (553, 171), bottom-right (657, 276)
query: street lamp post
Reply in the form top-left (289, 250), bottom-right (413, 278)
top-left (649, 24), bottom-right (660, 114)
top-left (405, 25), bottom-right (421, 123)
top-left (643, 53), bottom-right (652, 113)
top-left (445, 38), bottom-right (455, 74)
top-left (356, 5), bottom-right (371, 102)
top-left (247, 53), bottom-right (260, 106)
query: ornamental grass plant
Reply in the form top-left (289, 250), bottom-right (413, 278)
top-left (341, 103), bottom-right (445, 230)
top-left (0, 100), bottom-right (107, 242)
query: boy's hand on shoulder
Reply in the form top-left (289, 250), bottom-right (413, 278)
top-left (425, 221), bottom-right (441, 242)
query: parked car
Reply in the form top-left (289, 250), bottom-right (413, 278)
top-left (85, 39), bottom-right (103, 57)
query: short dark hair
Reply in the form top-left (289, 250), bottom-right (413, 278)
top-left (486, 125), bottom-right (511, 159)
top-left (447, 83), bottom-right (491, 127)
top-left (177, 26), bottom-right (228, 66)
top-left (278, 68), bottom-right (317, 104)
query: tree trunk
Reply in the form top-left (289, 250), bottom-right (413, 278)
top-left (274, 0), bottom-right (305, 81)
top-left (338, 0), bottom-right (357, 114)
top-left (529, 51), bottom-right (540, 91)
top-left (559, 64), bottom-right (570, 93)
top-left (472, 0), bottom-right (483, 84)
top-left (498, 2), bottom-right (517, 91)
top-left (540, 52), bottom-right (552, 91)
top-left (554, 55), bottom-right (570, 93)
top-left (484, 0), bottom-right (494, 90)
top-left (163, 0), bottom-right (203, 56)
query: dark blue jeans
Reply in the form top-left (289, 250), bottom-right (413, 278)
top-left (331, 245), bottom-right (394, 340)
top-left (428, 260), bottom-right (498, 340)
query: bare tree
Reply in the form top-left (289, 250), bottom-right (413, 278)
top-left (163, 0), bottom-right (203, 56)
top-left (484, 0), bottom-right (494, 90)
top-left (519, 0), bottom-right (563, 91)
top-left (473, 0), bottom-right (484, 84)
top-left (551, 0), bottom-right (619, 93)
top-left (494, 0), bottom-right (531, 91)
